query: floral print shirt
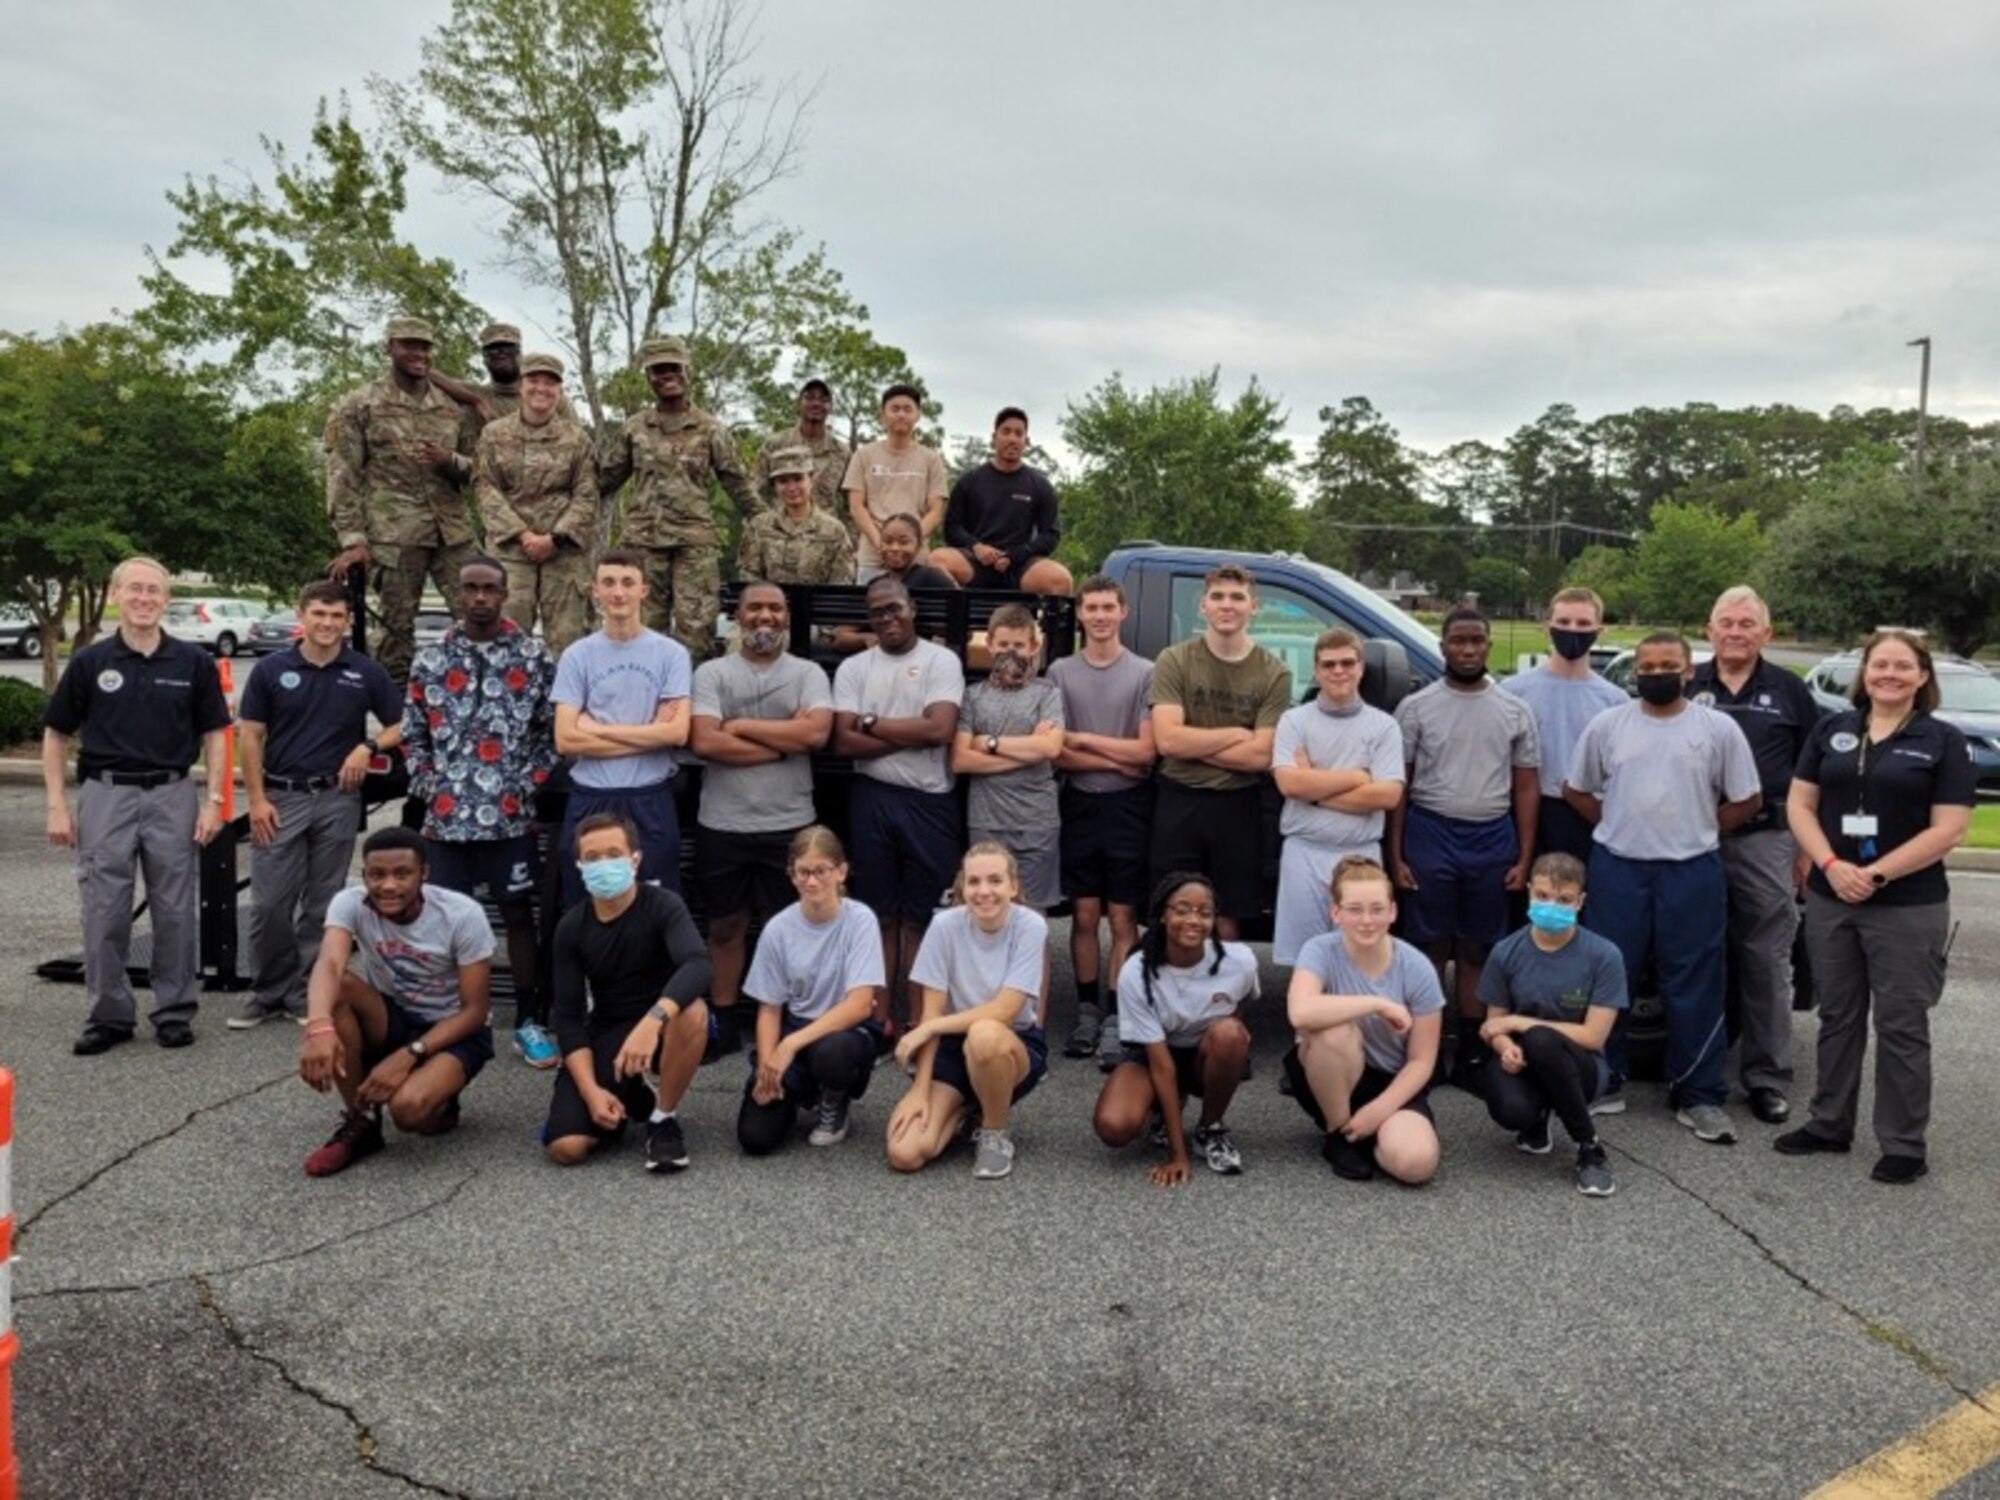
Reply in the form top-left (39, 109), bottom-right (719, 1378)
top-left (401, 621), bottom-right (558, 842)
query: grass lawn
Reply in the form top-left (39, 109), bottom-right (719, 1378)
top-left (1412, 616), bottom-right (1652, 674)
top-left (1967, 804), bottom-right (2000, 850)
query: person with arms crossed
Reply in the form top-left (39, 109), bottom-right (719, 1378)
top-left (842, 383), bottom-right (949, 582)
top-left (1498, 587), bottom-right (1625, 863)
top-left (44, 556), bottom-right (231, 1054)
top-left (233, 580), bottom-right (402, 1029)
top-left (952, 603), bottom-right (1066, 911)
top-left (297, 829), bottom-right (495, 1177)
top-left (930, 407), bottom-right (1073, 596)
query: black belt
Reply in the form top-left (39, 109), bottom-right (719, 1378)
top-left (266, 775), bottom-right (340, 793)
top-left (83, 769), bottom-right (185, 789)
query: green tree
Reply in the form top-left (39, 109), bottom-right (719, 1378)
top-left (1057, 370), bottom-right (1303, 573)
top-left (1624, 502), bottom-right (1767, 628)
top-left (1563, 543), bottom-right (1638, 620)
top-left (1464, 556), bottom-right (1531, 615)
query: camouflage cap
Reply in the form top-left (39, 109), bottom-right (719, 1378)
top-left (767, 445), bottom-right (816, 480)
top-left (638, 336), bottom-right (692, 371)
top-left (478, 321), bottom-right (523, 348)
top-left (519, 351), bottom-right (565, 379)
top-left (385, 316), bottom-right (435, 344)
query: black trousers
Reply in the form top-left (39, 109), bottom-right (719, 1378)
top-left (1484, 1025), bottom-right (1601, 1146)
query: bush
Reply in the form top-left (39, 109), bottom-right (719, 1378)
top-left (0, 678), bottom-right (48, 748)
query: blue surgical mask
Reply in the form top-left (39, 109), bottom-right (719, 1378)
top-left (1527, 901), bottom-right (1579, 934)
top-left (579, 857), bottom-right (637, 900)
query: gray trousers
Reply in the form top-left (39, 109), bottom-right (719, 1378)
top-left (1801, 891), bottom-right (1949, 1158)
top-left (1722, 828), bottom-right (1799, 1092)
top-left (249, 787), bottom-right (362, 1012)
top-left (76, 777), bottom-right (200, 1030)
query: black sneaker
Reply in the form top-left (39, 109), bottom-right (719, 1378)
top-left (1773, 1127), bottom-right (1851, 1156)
top-left (702, 1010), bottom-right (743, 1065)
top-left (1322, 1132), bottom-right (1375, 1182)
top-left (1871, 1154), bottom-right (1928, 1185)
top-left (1515, 1115), bottom-right (1553, 1155)
top-left (645, 1115), bottom-right (689, 1173)
top-left (1574, 1145), bottom-right (1617, 1197)
top-left (808, 1093), bottom-right (851, 1147)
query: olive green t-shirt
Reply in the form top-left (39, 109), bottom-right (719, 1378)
top-left (1148, 636), bottom-right (1293, 791)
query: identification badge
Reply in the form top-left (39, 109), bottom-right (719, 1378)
top-left (1842, 814), bottom-right (1879, 838)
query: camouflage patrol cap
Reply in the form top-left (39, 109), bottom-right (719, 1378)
top-left (385, 316), bottom-right (435, 344)
top-left (478, 322), bottom-right (523, 348)
top-left (638, 336), bottom-right (692, 371)
top-left (767, 445), bottom-right (816, 480)
top-left (519, 351), bottom-right (565, 379)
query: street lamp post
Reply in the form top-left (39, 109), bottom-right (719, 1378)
top-left (1907, 335), bottom-right (1931, 481)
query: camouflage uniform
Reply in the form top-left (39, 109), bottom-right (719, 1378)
top-left (325, 317), bottom-right (477, 685)
top-left (738, 446), bottom-right (856, 585)
top-left (751, 423), bottom-right (852, 531)
top-left (597, 337), bottom-right (757, 659)
top-left (456, 323), bottom-right (579, 446)
top-left (475, 352), bottom-right (600, 658)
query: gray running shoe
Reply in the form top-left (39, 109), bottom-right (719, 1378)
top-left (226, 997), bottom-right (287, 1030)
top-left (1064, 1003), bottom-right (1103, 1059)
top-left (971, 1128), bottom-right (1016, 1179)
top-left (1195, 1123), bottom-right (1244, 1176)
top-left (1589, 1081), bottom-right (1627, 1115)
top-left (1096, 1015), bottom-right (1122, 1073)
top-left (808, 1092), bottom-right (851, 1147)
top-left (1575, 1146), bottom-right (1617, 1197)
top-left (1676, 1104), bottom-right (1739, 1145)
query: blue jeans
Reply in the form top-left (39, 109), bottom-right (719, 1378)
top-left (1588, 847), bottom-right (1730, 1108)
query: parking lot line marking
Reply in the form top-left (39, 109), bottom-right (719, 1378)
top-left (1809, 1385), bottom-right (2000, 1499)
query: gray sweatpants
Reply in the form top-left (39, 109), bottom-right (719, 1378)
top-left (1801, 890), bottom-right (1950, 1158)
top-left (1722, 828), bottom-right (1799, 1093)
top-left (249, 787), bottom-right (362, 1012)
top-left (76, 777), bottom-right (200, 1030)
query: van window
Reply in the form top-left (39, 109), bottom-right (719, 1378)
top-left (1167, 574), bottom-right (1354, 690)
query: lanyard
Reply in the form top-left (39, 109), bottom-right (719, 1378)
top-left (1854, 712), bottom-right (1912, 815)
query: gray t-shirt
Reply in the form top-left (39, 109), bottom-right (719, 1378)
top-left (909, 904), bottom-right (1046, 1032)
top-left (1047, 648), bottom-right (1153, 795)
top-left (1394, 678), bottom-right (1540, 822)
top-left (1115, 941), bottom-right (1260, 1048)
top-left (552, 629), bottom-right (691, 791)
top-left (1500, 667), bottom-right (1629, 799)
top-left (326, 883), bottom-right (495, 1023)
top-left (691, 651), bottom-right (833, 833)
top-left (1272, 699), bottom-right (1405, 845)
top-left (1292, 930), bottom-right (1445, 1074)
top-left (833, 639), bottom-right (964, 793)
top-left (1567, 701), bottom-right (1761, 861)
top-left (961, 677), bottom-right (1064, 832)
top-left (742, 898), bottom-right (885, 1022)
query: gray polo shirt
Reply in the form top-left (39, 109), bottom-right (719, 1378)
top-left (690, 651), bottom-right (832, 833)
top-left (1394, 678), bottom-right (1540, 822)
top-left (833, 639), bottom-right (963, 794)
top-left (1566, 701), bottom-right (1761, 861)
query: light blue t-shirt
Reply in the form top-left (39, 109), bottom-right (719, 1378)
top-left (1500, 667), bottom-right (1628, 799)
top-left (552, 629), bottom-right (691, 791)
top-left (909, 904), bottom-right (1046, 1032)
top-left (742, 898), bottom-right (884, 1022)
top-left (1291, 930), bottom-right (1445, 1074)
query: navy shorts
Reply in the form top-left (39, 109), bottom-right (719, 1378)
top-left (1060, 782), bottom-right (1154, 908)
top-left (560, 782), bottom-right (682, 908)
top-left (1398, 804), bottom-right (1515, 949)
top-left (849, 779), bottom-right (962, 923)
top-left (367, 996), bottom-right (495, 1084)
top-left (424, 834), bottom-right (538, 904)
top-left (1119, 1040), bottom-right (1208, 1098)
top-left (927, 1025), bottom-right (1048, 1105)
top-left (696, 823), bottom-right (797, 921)
top-left (1281, 1045), bottom-right (1434, 1131)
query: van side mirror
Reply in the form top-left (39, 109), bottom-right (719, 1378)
top-left (1362, 640), bottom-right (1413, 713)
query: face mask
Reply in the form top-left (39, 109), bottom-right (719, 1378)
top-left (1549, 627), bottom-right (1598, 662)
top-left (1635, 672), bottom-right (1685, 707)
top-left (1315, 695), bottom-right (1362, 718)
top-left (989, 649), bottom-right (1031, 688)
top-left (745, 626), bottom-right (785, 656)
top-left (1527, 901), bottom-right (1579, 934)
top-left (1445, 658), bottom-right (1488, 683)
top-left (579, 857), bottom-right (636, 900)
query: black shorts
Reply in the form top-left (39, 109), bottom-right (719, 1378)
top-left (1281, 1045), bottom-right (1435, 1133)
top-left (1150, 779), bottom-right (1263, 922)
top-left (1119, 1040), bottom-right (1207, 1098)
top-left (544, 1018), bottom-right (664, 1144)
top-left (849, 779), bottom-right (962, 923)
top-left (425, 834), bottom-right (538, 903)
top-left (695, 824), bottom-right (798, 921)
top-left (366, 998), bottom-right (494, 1084)
top-left (927, 1027), bottom-right (1049, 1105)
top-left (1061, 782), bottom-right (1153, 908)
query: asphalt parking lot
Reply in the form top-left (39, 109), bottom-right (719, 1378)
top-left (3, 783), bottom-right (1998, 1499)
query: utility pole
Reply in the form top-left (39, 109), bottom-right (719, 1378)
top-left (1907, 335), bottom-right (1931, 481)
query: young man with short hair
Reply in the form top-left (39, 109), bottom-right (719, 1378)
top-left (1050, 575), bottom-right (1156, 1063)
top-left (841, 383), bottom-right (949, 582)
top-left (1565, 632), bottom-right (1764, 1140)
top-left (932, 407), bottom-right (1073, 596)
top-left (688, 582), bottom-right (834, 1055)
top-left (736, 445), bottom-right (856, 586)
top-left (953, 603), bottom-right (1066, 909)
top-left (234, 580), bottom-right (403, 1029)
top-left (1147, 565), bottom-right (1292, 941)
top-left (297, 828), bottom-right (496, 1177)
top-left (1499, 586), bottom-right (1626, 863)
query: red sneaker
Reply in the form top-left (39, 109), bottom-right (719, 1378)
top-left (305, 1110), bottom-right (385, 1177)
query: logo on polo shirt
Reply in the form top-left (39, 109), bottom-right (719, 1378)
top-left (1758, 693), bottom-right (1771, 706)
top-left (1829, 732), bottom-right (1860, 753)
top-left (280, 671), bottom-right (302, 690)
top-left (1693, 691), bottom-right (1715, 707)
top-left (96, 669), bottom-right (124, 693)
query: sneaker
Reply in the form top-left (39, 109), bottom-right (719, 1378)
top-left (703, 1008), bottom-right (744, 1065)
top-left (72, 1025), bottom-right (134, 1056)
top-left (1676, 1104), bottom-right (1739, 1145)
top-left (1774, 1127), bottom-right (1852, 1156)
top-left (304, 1110), bottom-right (384, 1178)
top-left (1747, 1087), bottom-right (1791, 1124)
top-left (1064, 1003), bottom-right (1103, 1059)
top-left (1447, 1047), bottom-right (1487, 1097)
top-left (1515, 1115), bottom-right (1553, 1155)
top-left (1148, 1110), bottom-right (1170, 1150)
top-left (1322, 1131), bottom-right (1375, 1182)
top-left (1589, 1081), bottom-right (1627, 1116)
top-left (645, 1115), bottom-right (689, 1173)
top-left (512, 1021), bottom-right (560, 1069)
top-left (971, 1128), bottom-right (1015, 1179)
top-left (1195, 1123), bottom-right (1244, 1176)
top-left (808, 1093), bottom-right (851, 1147)
top-left (1871, 1154), bottom-right (1928, 1185)
top-left (1574, 1145), bottom-right (1617, 1197)
top-left (1095, 1015), bottom-right (1122, 1073)
top-left (226, 998), bottom-right (287, 1030)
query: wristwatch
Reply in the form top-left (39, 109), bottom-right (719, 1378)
top-left (985, 733), bottom-right (1001, 755)
top-left (646, 1002), bottom-right (669, 1023)
top-left (860, 713), bottom-right (879, 735)
top-left (407, 1039), bottom-right (429, 1061)
top-left (363, 736), bottom-right (382, 756)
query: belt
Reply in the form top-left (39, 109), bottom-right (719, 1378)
top-left (266, 775), bottom-right (341, 793)
top-left (83, 769), bottom-right (185, 789)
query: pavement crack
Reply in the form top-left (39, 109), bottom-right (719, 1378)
top-left (16, 1070), bottom-right (295, 1241)
top-left (1608, 1141), bottom-right (1987, 1404)
top-left (193, 1273), bottom-right (486, 1500)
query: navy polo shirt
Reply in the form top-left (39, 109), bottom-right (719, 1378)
top-left (1795, 709), bottom-right (1975, 907)
top-left (1688, 657), bottom-right (1827, 832)
top-left (239, 644), bottom-right (400, 779)
top-left (42, 631), bottom-right (231, 777)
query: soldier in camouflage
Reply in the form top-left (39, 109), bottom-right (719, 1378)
top-left (433, 322), bottom-right (578, 438)
top-left (474, 352), bottom-right (600, 658)
top-left (750, 378), bottom-right (851, 530)
top-left (325, 317), bottom-right (479, 685)
top-left (597, 336), bottom-right (758, 660)
top-left (737, 445), bottom-right (856, 585)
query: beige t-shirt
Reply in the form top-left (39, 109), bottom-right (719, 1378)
top-left (842, 439), bottom-right (948, 569)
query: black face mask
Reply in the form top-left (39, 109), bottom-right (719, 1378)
top-left (1445, 659), bottom-right (1488, 683)
top-left (1634, 673), bottom-right (1685, 706)
top-left (1550, 627), bottom-right (1598, 662)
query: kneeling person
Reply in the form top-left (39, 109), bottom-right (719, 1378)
top-left (297, 829), bottom-right (496, 1177)
top-left (543, 814), bottom-right (713, 1172)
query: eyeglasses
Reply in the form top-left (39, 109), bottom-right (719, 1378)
top-left (1317, 659), bottom-right (1361, 673)
top-left (1165, 903), bottom-right (1215, 920)
top-left (793, 865), bottom-right (840, 882)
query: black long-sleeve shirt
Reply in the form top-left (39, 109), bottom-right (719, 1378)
top-left (943, 462), bottom-right (1060, 570)
top-left (550, 883), bottom-right (713, 1054)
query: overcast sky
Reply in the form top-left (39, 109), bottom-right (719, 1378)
top-left (6, 1), bottom-right (1995, 458)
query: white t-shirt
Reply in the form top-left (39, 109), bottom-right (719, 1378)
top-left (909, 904), bottom-right (1046, 1031)
top-left (742, 898), bottom-right (885, 1022)
top-left (326, 883), bottom-right (495, 1023)
top-left (833, 639), bottom-right (963, 793)
top-left (1115, 941), bottom-right (1260, 1048)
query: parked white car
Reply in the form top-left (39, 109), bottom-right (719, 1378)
top-left (164, 599), bottom-right (267, 657)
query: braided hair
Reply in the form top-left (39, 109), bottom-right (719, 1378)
top-left (1139, 870), bottom-right (1227, 1014)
